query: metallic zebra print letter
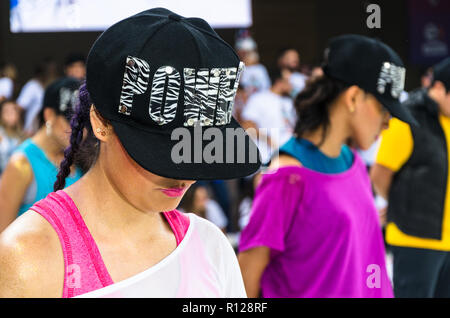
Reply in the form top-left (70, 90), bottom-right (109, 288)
top-left (183, 68), bottom-right (210, 126)
top-left (149, 66), bottom-right (181, 125)
top-left (215, 62), bottom-right (245, 125)
top-left (200, 68), bottom-right (221, 126)
top-left (118, 56), bottom-right (150, 116)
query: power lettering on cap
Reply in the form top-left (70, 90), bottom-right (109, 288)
top-left (377, 62), bottom-right (406, 99)
top-left (119, 56), bottom-right (150, 116)
top-left (118, 56), bottom-right (244, 126)
top-left (149, 66), bottom-right (181, 125)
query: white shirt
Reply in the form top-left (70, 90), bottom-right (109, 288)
top-left (290, 72), bottom-right (308, 95)
top-left (16, 79), bottom-right (44, 133)
top-left (240, 64), bottom-right (271, 95)
top-left (0, 77), bottom-right (14, 99)
top-left (241, 90), bottom-right (296, 163)
top-left (76, 214), bottom-right (247, 298)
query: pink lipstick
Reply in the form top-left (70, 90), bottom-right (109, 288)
top-left (160, 187), bottom-right (186, 197)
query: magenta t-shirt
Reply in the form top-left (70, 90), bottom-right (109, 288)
top-left (239, 152), bottom-right (393, 298)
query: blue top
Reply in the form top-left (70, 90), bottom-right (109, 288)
top-left (14, 139), bottom-right (83, 216)
top-left (278, 136), bottom-right (354, 174)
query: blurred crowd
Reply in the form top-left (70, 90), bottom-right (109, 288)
top-left (0, 32), bottom-right (436, 236)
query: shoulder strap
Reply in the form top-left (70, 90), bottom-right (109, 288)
top-left (163, 210), bottom-right (190, 246)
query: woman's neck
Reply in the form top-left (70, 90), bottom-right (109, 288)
top-left (31, 128), bottom-right (64, 163)
top-left (302, 107), bottom-right (351, 158)
top-left (66, 158), bottom-right (166, 240)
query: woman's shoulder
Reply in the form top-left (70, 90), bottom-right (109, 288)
top-left (0, 210), bottom-right (64, 297)
top-left (257, 154), bottom-right (304, 184)
top-left (269, 153), bottom-right (303, 169)
top-left (185, 213), bottom-right (228, 241)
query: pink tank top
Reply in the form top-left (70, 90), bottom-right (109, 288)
top-left (29, 190), bottom-right (190, 298)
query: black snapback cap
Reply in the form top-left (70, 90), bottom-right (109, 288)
top-left (43, 77), bottom-right (81, 121)
top-left (323, 34), bottom-right (417, 126)
top-left (86, 8), bottom-right (261, 180)
top-left (433, 57), bottom-right (450, 92)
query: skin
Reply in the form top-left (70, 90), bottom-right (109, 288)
top-left (0, 108), bottom-right (72, 232)
top-left (371, 80), bottom-right (450, 221)
top-left (0, 101), bottom-right (21, 132)
top-left (0, 105), bottom-right (195, 297)
top-left (238, 85), bottom-right (391, 298)
top-left (278, 49), bottom-right (300, 72)
top-left (240, 74), bottom-right (293, 150)
top-left (65, 62), bottom-right (86, 81)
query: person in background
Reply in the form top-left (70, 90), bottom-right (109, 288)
top-left (0, 63), bottom-right (18, 102)
top-left (16, 58), bottom-right (59, 136)
top-left (421, 67), bottom-right (434, 89)
top-left (309, 64), bottom-right (324, 81)
top-left (0, 77), bottom-right (83, 232)
top-left (277, 48), bottom-right (308, 98)
top-left (0, 100), bottom-right (24, 174)
top-left (64, 53), bottom-right (86, 81)
top-left (235, 30), bottom-right (271, 96)
top-left (371, 57), bottom-right (450, 298)
top-left (178, 183), bottom-right (228, 233)
top-left (238, 34), bottom-right (416, 298)
top-left (240, 68), bottom-right (296, 164)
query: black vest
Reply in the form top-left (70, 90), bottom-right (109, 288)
top-left (387, 89), bottom-right (448, 240)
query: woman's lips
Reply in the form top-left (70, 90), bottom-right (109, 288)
top-left (160, 187), bottom-right (186, 197)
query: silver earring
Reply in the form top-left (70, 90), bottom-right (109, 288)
top-left (46, 121), bottom-right (52, 136)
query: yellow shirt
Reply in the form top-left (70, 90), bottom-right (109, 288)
top-left (376, 116), bottom-right (450, 251)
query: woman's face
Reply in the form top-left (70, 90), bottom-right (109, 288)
top-left (349, 91), bottom-right (390, 150)
top-left (43, 108), bottom-right (72, 150)
top-left (101, 132), bottom-right (196, 213)
top-left (1, 102), bottom-right (20, 128)
top-left (193, 186), bottom-right (209, 211)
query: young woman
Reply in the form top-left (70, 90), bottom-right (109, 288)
top-left (0, 8), bottom-right (260, 298)
top-left (0, 77), bottom-right (82, 232)
top-left (238, 34), bottom-right (417, 298)
top-left (0, 100), bottom-right (24, 173)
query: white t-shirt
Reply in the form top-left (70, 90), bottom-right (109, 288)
top-left (290, 72), bottom-right (308, 96)
top-left (16, 79), bottom-right (44, 133)
top-left (241, 90), bottom-right (296, 163)
top-left (0, 77), bottom-right (14, 99)
top-left (240, 64), bottom-right (271, 95)
top-left (76, 214), bottom-right (247, 298)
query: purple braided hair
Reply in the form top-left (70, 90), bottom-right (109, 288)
top-left (54, 82), bottom-right (96, 191)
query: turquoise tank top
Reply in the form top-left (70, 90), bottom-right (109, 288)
top-left (278, 136), bottom-right (354, 174)
top-left (14, 139), bottom-right (83, 216)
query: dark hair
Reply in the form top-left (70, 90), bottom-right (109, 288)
top-left (293, 74), bottom-right (349, 146)
top-left (269, 68), bottom-right (284, 85)
top-left (53, 82), bottom-right (109, 191)
top-left (64, 53), bottom-right (86, 67)
top-left (276, 47), bottom-right (298, 60)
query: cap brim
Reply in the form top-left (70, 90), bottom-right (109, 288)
top-left (376, 95), bottom-right (418, 126)
top-left (110, 117), bottom-right (262, 180)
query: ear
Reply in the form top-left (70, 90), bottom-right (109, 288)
top-left (43, 108), bottom-right (56, 123)
top-left (90, 105), bottom-right (111, 141)
top-left (432, 80), bottom-right (446, 92)
top-left (341, 85), bottom-right (362, 113)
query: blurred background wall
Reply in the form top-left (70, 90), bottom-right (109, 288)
top-left (0, 0), bottom-right (436, 92)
